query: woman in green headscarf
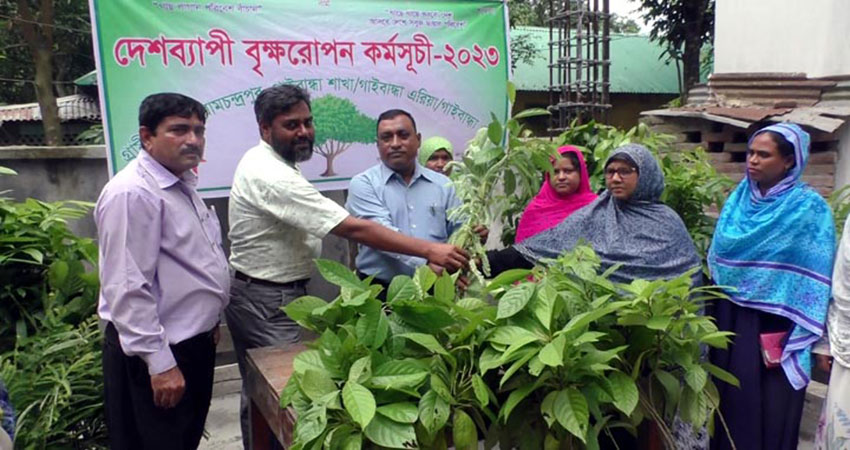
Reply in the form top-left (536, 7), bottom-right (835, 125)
top-left (419, 136), bottom-right (454, 175)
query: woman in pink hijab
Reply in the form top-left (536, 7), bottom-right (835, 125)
top-left (514, 146), bottom-right (597, 243)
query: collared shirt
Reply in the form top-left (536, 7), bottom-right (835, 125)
top-left (96, 150), bottom-right (230, 375)
top-left (228, 140), bottom-right (349, 283)
top-left (346, 162), bottom-right (461, 281)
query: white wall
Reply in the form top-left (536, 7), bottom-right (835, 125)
top-left (715, 0), bottom-right (850, 77)
top-left (835, 123), bottom-right (850, 191)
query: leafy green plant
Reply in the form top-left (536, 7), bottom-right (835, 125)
top-left (447, 87), bottom-right (553, 277)
top-left (280, 260), bottom-right (499, 449)
top-left (481, 247), bottom-right (735, 449)
top-left (658, 148), bottom-right (733, 258)
top-left (0, 315), bottom-right (106, 449)
top-left (281, 247), bottom-right (735, 449)
top-left (0, 196), bottom-right (98, 349)
top-left (0, 168), bottom-right (105, 447)
top-left (829, 185), bottom-right (850, 241)
top-left (76, 124), bottom-right (105, 145)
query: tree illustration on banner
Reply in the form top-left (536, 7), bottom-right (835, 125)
top-left (313, 95), bottom-right (377, 177)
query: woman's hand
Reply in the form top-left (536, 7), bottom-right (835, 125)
top-left (473, 225), bottom-right (489, 244)
top-left (815, 354), bottom-right (833, 373)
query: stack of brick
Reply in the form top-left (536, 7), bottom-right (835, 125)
top-left (642, 115), bottom-right (836, 196)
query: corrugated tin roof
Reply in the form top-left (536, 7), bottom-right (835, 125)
top-left (511, 26), bottom-right (680, 94)
top-left (642, 105), bottom-right (850, 134)
top-left (819, 80), bottom-right (850, 107)
top-left (687, 106), bottom-right (792, 122)
top-left (0, 94), bottom-right (101, 122)
top-left (776, 107), bottom-right (849, 132)
top-left (642, 72), bottom-right (850, 134)
top-left (687, 84), bottom-right (712, 105)
top-left (708, 73), bottom-right (836, 108)
top-left (641, 108), bottom-right (753, 129)
top-left (73, 71), bottom-right (97, 87)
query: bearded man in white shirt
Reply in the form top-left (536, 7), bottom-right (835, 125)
top-left (226, 84), bottom-right (468, 449)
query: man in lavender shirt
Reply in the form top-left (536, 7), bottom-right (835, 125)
top-left (95, 93), bottom-right (229, 449)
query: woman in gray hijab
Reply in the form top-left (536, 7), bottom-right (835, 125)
top-left (489, 143), bottom-right (702, 286)
top-left (486, 143), bottom-right (706, 449)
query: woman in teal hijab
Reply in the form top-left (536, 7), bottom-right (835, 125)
top-left (419, 136), bottom-right (454, 175)
top-left (708, 123), bottom-right (835, 450)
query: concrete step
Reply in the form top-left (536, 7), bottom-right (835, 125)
top-left (703, 129), bottom-right (739, 143)
top-left (810, 151), bottom-right (838, 164)
top-left (218, 323), bottom-right (234, 354)
top-left (802, 175), bottom-right (835, 187)
top-left (713, 162), bottom-right (745, 173)
top-left (806, 164), bottom-right (836, 176)
top-left (798, 380), bottom-right (827, 448)
top-left (724, 142), bottom-right (749, 153)
top-left (706, 152), bottom-right (733, 163)
top-left (213, 325), bottom-right (242, 398)
top-left (673, 142), bottom-right (709, 152)
top-left (213, 362), bottom-right (242, 398)
top-left (200, 392), bottom-right (242, 449)
top-left (815, 186), bottom-right (834, 196)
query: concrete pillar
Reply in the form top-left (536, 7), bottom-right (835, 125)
top-left (834, 123), bottom-right (850, 192)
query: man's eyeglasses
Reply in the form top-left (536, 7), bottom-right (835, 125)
top-left (604, 167), bottom-right (638, 178)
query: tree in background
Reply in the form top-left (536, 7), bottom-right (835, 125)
top-left (635, 0), bottom-right (714, 103)
top-left (0, 1), bottom-right (94, 145)
top-left (0, 167), bottom-right (106, 447)
top-left (509, 33), bottom-right (539, 70)
top-left (312, 95), bottom-right (376, 177)
top-left (509, 0), bottom-right (548, 27)
top-left (507, 2), bottom-right (640, 71)
top-left (508, 0), bottom-right (714, 102)
top-left (508, 0), bottom-right (547, 70)
top-left (610, 13), bottom-right (640, 34)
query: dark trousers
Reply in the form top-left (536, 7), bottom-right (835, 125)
top-left (102, 322), bottom-right (215, 450)
top-left (225, 275), bottom-right (306, 450)
top-left (709, 300), bottom-right (805, 450)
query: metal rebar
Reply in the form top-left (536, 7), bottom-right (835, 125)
top-left (547, 0), bottom-right (610, 133)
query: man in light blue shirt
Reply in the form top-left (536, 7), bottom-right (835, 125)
top-left (347, 109), bottom-right (468, 285)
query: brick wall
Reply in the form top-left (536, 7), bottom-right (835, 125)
top-left (641, 115), bottom-right (837, 196)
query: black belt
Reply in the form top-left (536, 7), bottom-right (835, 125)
top-left (234, 271), bottom-right (307, 288)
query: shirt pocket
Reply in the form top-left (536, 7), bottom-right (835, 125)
top-left (203, 209), bottom-right (224, 246)
top-left (426, 203), bottom-right (449, 241)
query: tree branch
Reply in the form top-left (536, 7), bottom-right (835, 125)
top-left (14, 0), bottom-right (40, 53)
top-left (314, 144), bottom-right (330, 157)
top-left (0, 43), bottom-right (28, 52)
top-left (333, 142), bottom-right (352, 157)
top-left (41, 0), bottom-right (55, 44)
